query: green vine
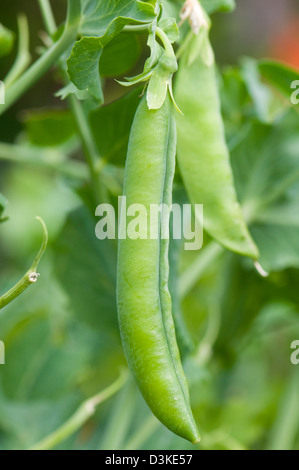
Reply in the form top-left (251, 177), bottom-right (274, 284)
top-left (0, 217), bottom-right (48, 310)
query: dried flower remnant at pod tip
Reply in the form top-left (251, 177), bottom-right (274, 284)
top-left (179, 0), bottom-right (208, 34)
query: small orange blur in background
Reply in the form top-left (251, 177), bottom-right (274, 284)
top-left (270, 19), bottom-right (299, 70)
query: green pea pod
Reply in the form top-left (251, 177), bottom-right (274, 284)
top-left (117, 93), bottom-right (200, 444)
top-left (174, 34), bottom-right (259, 259)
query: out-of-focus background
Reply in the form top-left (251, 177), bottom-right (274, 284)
top-left (213, 0), bottom-right (299, 67)
top-left (0, 0), bottom-right (299, 451)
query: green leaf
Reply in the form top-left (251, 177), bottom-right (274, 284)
top-left (55, 82), bottom-right (91, 101)
top-left (0, 393), bottom-right (79, 449)
top-left (80, 0), bottom-right (158, 36)
top-left (116, 30), bottom-right (164, 88)
top-left (22, 110), bottom-right (76, 147)
top-left (258, 60), bottom-right (299, 103)
top-left (67, 37), bottom-right (104, 103)
top-left (145, 25), bottom-right (164, 70)
top-left (67, 0), bottom-right (158, 102)
top-left (53, 207), bottom-right (119, 334)
top-left (0, 167), bottom-right (79, 256)
top-left (241, 58), bottom-right (287, 123)
top-left (158, 18), bottom-right (179, 43)
top-left (0, 23), bottom-right (14, 58)
top-left (89, 87), bottom-right (142, 166)
top-left (116, 70), bottom-right (153, 87)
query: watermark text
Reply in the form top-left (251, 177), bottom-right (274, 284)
top-left (95, 197), bottom-right (203, 251)
top-left (291, 80), bottom-right (299, 105)
top-left (291, 340), bottom-right (299, 365)
top-left (0, 340), bottom-right (5, 365)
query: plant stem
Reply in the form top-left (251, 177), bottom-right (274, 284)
top-left (68, 95), bottom-right (107, 202)
top-left (123, 415), bottom-right (159, 450)
top-left (68, 96), bottom-right (103, 177)
top-left (38, 0), bottom-right (104, 182)
top-left (4, 15), bottom-right (31, 87)
top-left (123, 24), bottom-right (151, 34)
top-left (124, 25), bottom-right (175, 58)
top-left (0, 217), bottom-right (48, 310)
top-left (268, 372), bottom-right (299, 450)
top-left (36, 0), bottom-right (105, 202)
top-left (30, 370), bottom-right (128, 450)
top-left (179, 242), bottom-right (224, 299)
top-left (193, 303), bottom-right (221, 366)
top-left (65, 0), bottom-right (81, 27)
top-left (0, 141), bottom-right (88, 179)
top-left (99, 379), bottom-right (136, 450)
top-left (38, 0), bottom-right (57, 36)
top-left (0, 0), bottom-right (81, 116)
top-left (156, 26), bottom-right (176, 59)
top-left (1, 32), bottom-right (75, 115)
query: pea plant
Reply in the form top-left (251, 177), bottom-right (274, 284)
top-left (0, 0), bottom-right (299, 451)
